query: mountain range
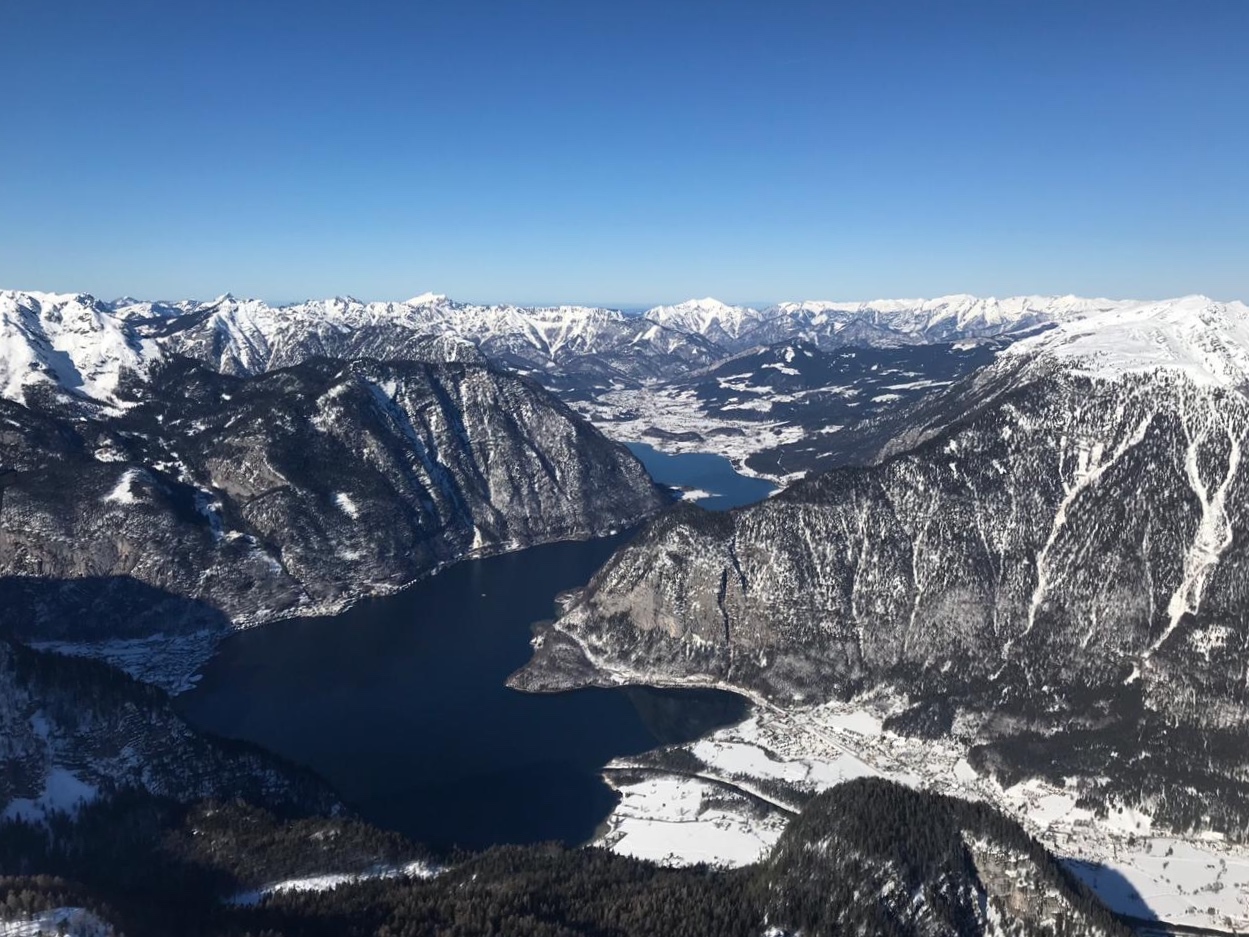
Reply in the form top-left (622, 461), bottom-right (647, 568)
top-left (1, 288), bottom-right (1145, 487)
top-left (5, 285), bottom-right (1249, 933)
top-left (515, 295), bottom-right (1249, 842)
top-left (0, 289), bottom-right (1130, 410)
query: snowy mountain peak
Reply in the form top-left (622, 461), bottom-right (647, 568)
top-left (643, 297), bottom-right (762, 339)
top-left (655, 296), bottom-right (745, 314)
top-left (406, 292), bottom-right (449, 306)
top-left (690, 296), bottom-right (733, 309)
top-left (1006, 295), bottom-right (1249, 387)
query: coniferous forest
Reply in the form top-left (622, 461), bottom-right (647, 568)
top-left (0, 779), bottom-right (1132, 937)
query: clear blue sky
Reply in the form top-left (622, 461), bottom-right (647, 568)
top-left (1, 0), bottom-right (1245, 305)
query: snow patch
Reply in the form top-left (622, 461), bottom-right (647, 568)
top-left (334, 492), bottom-right (360, 518)
top-left (3, 769), bottom-right (98, 822)
top-left (231, 860), bottom-right (440, 906)
top-left (1149, 416), bottom-right (1242, 660)
top-left (600, 775), bottom-right (784, 867)
top-left (762, 362), bottom-right (800, 376)
top-left (0, 908), bottom-right (111, 937)
top-left (102, 468), bottom-right (143, 504)
top-left (678, 488), bottom-right (715, 502)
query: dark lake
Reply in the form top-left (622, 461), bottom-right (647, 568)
top-left (178, 447), bottom-right (772, 851)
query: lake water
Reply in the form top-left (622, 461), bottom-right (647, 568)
top-left (625, 442), bottom-right (775, 510)
top-left (178, 447), bottom-right (772, 851)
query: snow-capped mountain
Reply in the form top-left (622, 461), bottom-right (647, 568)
top-left (1000, 293), bottom-right (1249, 386)
top-left (515, 294), bottom-right (1249, 841)
top-left (0, 290), bottom-right (715, 406)
top-left (804, 293), bottom-right (1124, 333)
top-left (643, 297), bottom-right (766, 345)
top-left (149, 293), bottom-right (488, 376)
top-left (0, 289), bottom-right (1135, 411)
top-left (147, 294), bottom-right (723, 391)
top-left (639, 294), bottom-right (1122, 354)
top-left (0, 291), bottom-right (161, 409)
top-left (734, 294), bottom-right (1128, 352)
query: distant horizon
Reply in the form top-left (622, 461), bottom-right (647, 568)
top-left (3, 285), bottom-right (1246, 312)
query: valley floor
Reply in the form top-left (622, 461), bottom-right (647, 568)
top-left (574, 386), bottom-right (809, 484)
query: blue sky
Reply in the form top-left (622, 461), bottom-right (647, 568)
top-left (1, 0), bottom-right (1245, 305)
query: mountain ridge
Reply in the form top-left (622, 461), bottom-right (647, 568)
top-left (0, 288), bottom-right (1184, 409)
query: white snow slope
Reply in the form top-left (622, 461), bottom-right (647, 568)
top-left (1003, 294), bottom-right (1249, 386)
top-left (0, 290), bottom-right (161, 407)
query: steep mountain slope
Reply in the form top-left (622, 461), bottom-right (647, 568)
top-left (0, 356), bottom-right (668, 647)
top-left (516, 296), bottom-right (1249, 838)
top-left (0, 634), bottom-right (338, 819)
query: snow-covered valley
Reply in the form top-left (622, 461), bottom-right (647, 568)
top-left (594, 694), bottom-right (1249, 933)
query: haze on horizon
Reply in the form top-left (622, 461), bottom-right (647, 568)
top-left (1, 0), bottom-right (1245, 305)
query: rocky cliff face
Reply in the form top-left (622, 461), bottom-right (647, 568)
top-left (0, 356), bottom-right (668, 644)
top-left (515, 298), bottom-right (1249, 838)
top-left (523, 364), bottom-right (1248, 700)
